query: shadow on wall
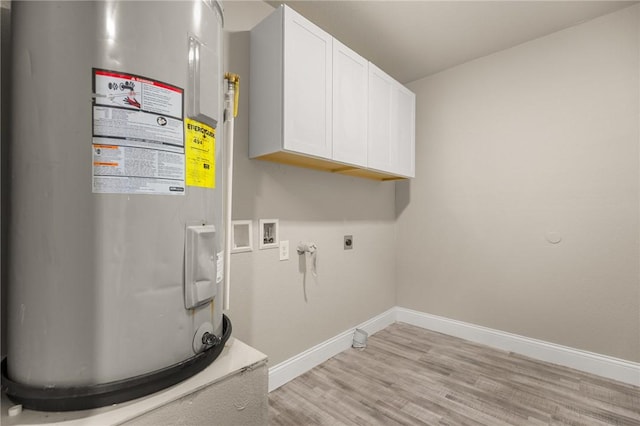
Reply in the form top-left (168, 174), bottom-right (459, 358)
top-left (239, 161), bottom-right (397, 222)
top-left (395, 179), bottom-right (411, 218)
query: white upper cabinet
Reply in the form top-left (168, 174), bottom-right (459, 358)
top-left (368, 64), bottom-right (415, 178)
top-left (283, 8), bottom-right (333, 159)
top-left (250, 5), bottom-right (415, 180)
top-left (249, 6), bottom-right (332, 160)
top-left (332, 39), bottom-right (368, 167)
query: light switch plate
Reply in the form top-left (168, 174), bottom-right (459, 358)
top-left (280, 240), bottom-right (289, 261)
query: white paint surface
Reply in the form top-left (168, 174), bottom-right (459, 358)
top-left (398, 5), bottom-right (640, 362)
top-left (225, 30), bottom-right (397, 367)
top-left (277, 1), bottom-right (635, 83)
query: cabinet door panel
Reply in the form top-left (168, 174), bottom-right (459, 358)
top-left (395, 86), bottom-right (416, 177)
top-left (283, 9), bottom-right (332, 159)
top-left (368, 64), bottom-right (415, 177)
top-left (332, 39), bottom-right (368, 167)
top-left (368, 65), bottom-right (394, 172)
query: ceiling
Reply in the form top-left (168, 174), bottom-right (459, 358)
top-left (223, 1), bottom-right (637, 84)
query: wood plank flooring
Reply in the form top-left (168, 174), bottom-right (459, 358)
top-left (269, 323), bottom-right (640, 425)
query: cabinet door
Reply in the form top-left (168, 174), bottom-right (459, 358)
top-left (367, 64), bottom-right (415, 177)
top-left (332, 39), bottom-right (368, 167)
top-left (283, 7), bottom-right (333, 159)
top-left (395, 85), bottom-right (415, 177)
top-left (367, 64), bottom-right (395, 172)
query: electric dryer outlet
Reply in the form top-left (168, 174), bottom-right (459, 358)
top-left (344, 235), bottom-right (353, 250)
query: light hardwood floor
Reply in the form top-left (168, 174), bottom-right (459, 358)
top-left (269, 323), bottom-right (640, 425)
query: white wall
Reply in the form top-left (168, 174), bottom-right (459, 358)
top-left (398, 5), bottom-right (640, 362)
top-left (225, 32), bottom-right (397, 366)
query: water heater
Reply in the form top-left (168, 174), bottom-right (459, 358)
top-left (3, 0), bottom-right (231, 411)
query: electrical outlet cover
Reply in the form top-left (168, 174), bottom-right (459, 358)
top-left (280, 240), bottom-right (289, 261)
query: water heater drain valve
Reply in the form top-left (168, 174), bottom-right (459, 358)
top-left (193, 321), bottom-right (221, 353)
top-left (202, 332), bottom-right (222, 347)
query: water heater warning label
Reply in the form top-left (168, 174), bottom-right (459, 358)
top-left (185, 118), bottom-right (215, 188)
top-left (92, 68), bottom-right (185, 195)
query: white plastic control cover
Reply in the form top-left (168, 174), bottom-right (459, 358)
top-left (185, 225), bottom-right (217, 309)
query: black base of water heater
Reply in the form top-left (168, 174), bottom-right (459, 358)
top-left (1, 314), bottom-right (232, 412)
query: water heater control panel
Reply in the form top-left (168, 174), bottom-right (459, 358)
top-left (185, 225), bottom-right (218, 309)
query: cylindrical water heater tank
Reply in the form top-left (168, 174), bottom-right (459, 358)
top-left (3, 0), bottom-right (231, 411)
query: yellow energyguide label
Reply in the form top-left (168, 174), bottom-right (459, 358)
top-left (185, 118), bottom-right (215, 188)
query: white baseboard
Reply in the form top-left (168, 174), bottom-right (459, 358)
top-left (267, 308), bottom-right (396, 392)
top-left (269, 307), bottom-right (640, 391)
top-left (396, 307), bottom-right (640, 387)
